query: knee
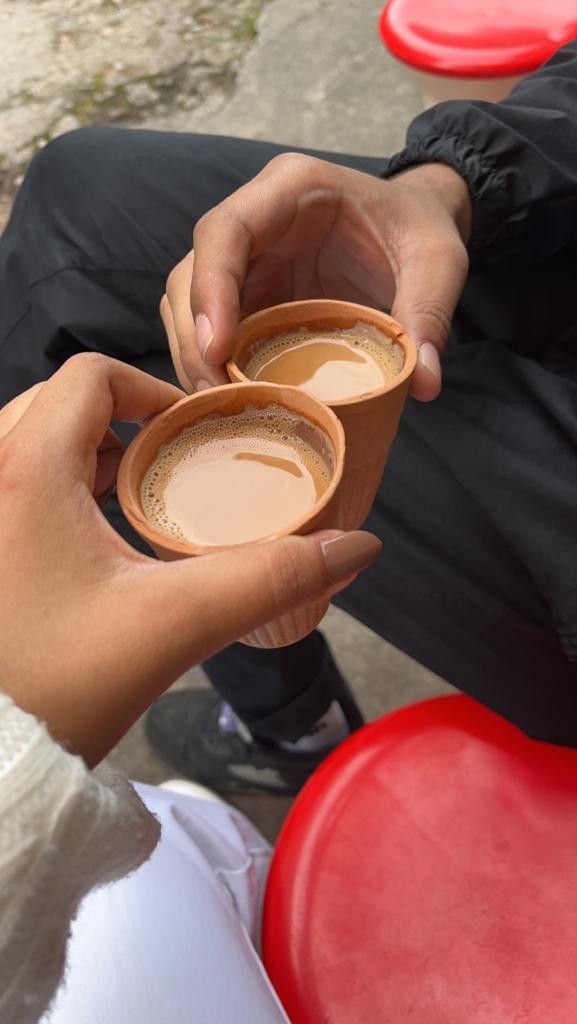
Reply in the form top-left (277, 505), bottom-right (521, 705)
top-left (29, 124), bottom-right (123, 178)
top-left (16, 127), bottom-right (127, 231)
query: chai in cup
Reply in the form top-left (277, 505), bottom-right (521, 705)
top-left (140, 403), bottom-right (335, 548)
top-left (227, 300), bottom-right (417, 531)
top-left (243, 322), bottom-right (404, 402)
top-left (117, 382), bottom-right (345, 648)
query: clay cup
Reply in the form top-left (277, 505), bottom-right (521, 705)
top-left (117, 381), bottom-right (345, 648)
top-left (227, 299), bottom-right (417, 530)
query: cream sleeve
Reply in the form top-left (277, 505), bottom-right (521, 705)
top-left (0, 693), bottom-right (160, 1024)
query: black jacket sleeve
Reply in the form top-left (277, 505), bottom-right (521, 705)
top-left (384, 40), bottom-right (577, 266)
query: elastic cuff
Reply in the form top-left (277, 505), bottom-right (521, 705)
top-left (382, 134), bottom-right (509, 255)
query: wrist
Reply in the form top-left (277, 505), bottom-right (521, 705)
top-left (391, 162), bottom-right (472, 245)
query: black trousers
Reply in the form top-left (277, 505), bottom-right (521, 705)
top-left (2, 126), bottom-right (577, 745)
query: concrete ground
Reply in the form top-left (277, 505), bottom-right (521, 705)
top-left (2, 0), bottom-right (453, 839)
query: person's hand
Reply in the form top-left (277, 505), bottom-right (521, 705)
top-left (0, 355), bottom-right (381, 767)
top-left (162, 157), bottom-right (471, 402)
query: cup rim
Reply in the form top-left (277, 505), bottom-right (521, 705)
top-left (226, 298), bottom-right (418, 407)
top-left (117, 380), bottom-right (345, 557)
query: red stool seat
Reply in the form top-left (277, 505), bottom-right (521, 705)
top-left (379, 0), bottom-right (577, 79)
top-left (263, 696), bottom-right (577, 1022)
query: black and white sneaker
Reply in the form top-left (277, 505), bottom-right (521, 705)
top-left (145, 688), bottom-right (363, 796)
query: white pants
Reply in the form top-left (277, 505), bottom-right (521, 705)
top-left (43, 784), bottom-right (290, 1024)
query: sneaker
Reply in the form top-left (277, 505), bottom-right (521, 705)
top-left (145, 688), bottom-right (363, 796)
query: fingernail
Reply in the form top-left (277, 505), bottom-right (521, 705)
top-left (195, 378), bottom-right (213, 392)
top-left (321, 531), bottom-right (382, 584)
top-left (418, 342), bottom-right (440, 375)
top-left (195, 314), bottom-right (214, 362)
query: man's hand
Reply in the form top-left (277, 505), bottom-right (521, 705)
top-left (0, 355), bottom-right (381, 766)
top-left (163, 156), bottom-right (471, 402)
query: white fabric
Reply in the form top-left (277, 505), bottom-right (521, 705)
top-left (43, 784), bottom-right (291, 1024)
top-left (0, 694), bottom-right (159, 1024)
top-left (0, 692), bottom-right (289, 1024)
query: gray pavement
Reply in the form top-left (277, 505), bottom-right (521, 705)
top-left (153, 0), bottom-right (423, 156)
top-left (3, 0), bottom-right (452, 839)
top-left (0, 0), bottom-right (265, 225)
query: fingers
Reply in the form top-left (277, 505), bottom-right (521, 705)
top-left (164, 255), bottom-right (228, 391)
top-left (17, 355), bottom-right (184, 476)
top-left (385, 164), bottom-right (471, 402)
top-left (94, 427), bottom-right (124, 502)
top-left (0, 379), bottom-right (142, 502)
top-left (173, 530), bottom-right (382, 657)
top-left (190, 171), bottom-right (296, 364)
top-left (189, 154), bottom-right (333, 366)
top-left (119, 529), bottom-right (382, 681)
top-left (0, 382), bottom-right (44, 440)
top-left (66, 528), bottom-right (381, 766)
top-left (165, 154), bottom-right (470, 405)
top-left (160, 293), bottom-right (194, 392)
top-left (392, 235), bottom-right (469, 401)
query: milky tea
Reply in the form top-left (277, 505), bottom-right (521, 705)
top-left (141, 404), bottom-right (335, 547)
top-left (243, 321), bottom-right (404, 402)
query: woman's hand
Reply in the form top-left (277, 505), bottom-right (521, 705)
top-left (0, 355), bottom-right (381, 767)
top-left (162, 157), bottom-right (471, 402)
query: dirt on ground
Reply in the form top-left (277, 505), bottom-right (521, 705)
top-left (0, 0), bottom-right (266, 226)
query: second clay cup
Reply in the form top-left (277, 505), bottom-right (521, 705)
top-left (227, 299), bottom-right (417, 530)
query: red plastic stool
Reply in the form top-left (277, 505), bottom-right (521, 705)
top-left (379, 0), bottom-right (577, 106)
top-left (263, 696), bottom-right (577, 1023)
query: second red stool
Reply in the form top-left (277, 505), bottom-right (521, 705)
top-left (264, 696), bottom-right (577, 1022)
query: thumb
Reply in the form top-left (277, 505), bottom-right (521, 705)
top-left (76, 530), bottom-right (381, 766)
top-left (392, 237), bottom-right (469, 402)
top-left (135, 530), bottom-right (382, 674)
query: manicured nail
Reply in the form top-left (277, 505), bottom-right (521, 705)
top-left (195, 378), bottom-right (213, 392)
top-left (195, 314), bottom-right (214, 362)
top-left (418, 341), bottom-right (440, 376)
top-left (321, 531), bottom-right (382, 585)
